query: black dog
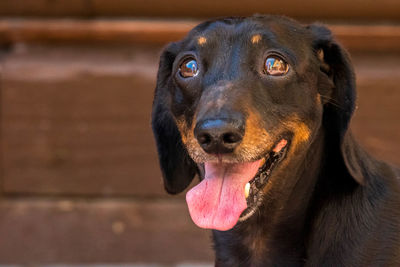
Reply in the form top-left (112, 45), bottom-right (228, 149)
top-left (151, 15), bottom-right (400, 266)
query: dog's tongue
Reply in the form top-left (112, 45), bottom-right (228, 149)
top-left (186, 160), bottom-right (261, 231)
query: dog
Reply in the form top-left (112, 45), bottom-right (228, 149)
top-left (151, 15), bottom-right (400, 266)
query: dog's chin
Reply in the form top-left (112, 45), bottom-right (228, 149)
top-left (186, 135), bottom-right (291, 231)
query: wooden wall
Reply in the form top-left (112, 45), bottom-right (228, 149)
top-left (0, 0), bottom-right (399, 22)
top-left (0, 2), bottom-right (399, 264)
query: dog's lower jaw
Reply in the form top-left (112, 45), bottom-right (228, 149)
top-left (212, 131), bottom-right (326, 266)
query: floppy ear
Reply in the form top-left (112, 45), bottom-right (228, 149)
top-left (308, 24), bottom-right (365, 185)
top-left (151, 43), bottom-right (197, 194)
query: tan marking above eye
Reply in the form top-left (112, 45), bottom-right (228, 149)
top-left (198, 36), bottom-right (207, 46)
top-left (251, 34), bottom-right (262, 44)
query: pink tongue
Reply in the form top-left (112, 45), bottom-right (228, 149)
top-left (186, 160), bottom-right (261, 231)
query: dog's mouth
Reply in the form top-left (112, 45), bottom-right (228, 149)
top-left (239, 138), bottom-right (289, 222)
top-left (186, 136), bottom-right (290, 231)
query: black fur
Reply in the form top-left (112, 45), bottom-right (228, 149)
top-left (152, 42), bottom-right (197, 194)
top-left (151, 15), bottom-right (400, 266)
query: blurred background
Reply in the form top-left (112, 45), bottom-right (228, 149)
top-left (0, 1), bottom-right (399, 266)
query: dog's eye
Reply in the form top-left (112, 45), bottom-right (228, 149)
top-left (179, 58), bottom-right (199, 78)
top-left (264, 56), bottom-right (289, 76)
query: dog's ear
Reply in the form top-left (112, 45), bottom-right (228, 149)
top-left (308, 24), bottom-right (365, 185)
top-left (151, 43), bottom-right (197, 194)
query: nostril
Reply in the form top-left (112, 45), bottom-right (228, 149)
top-left (222, 132), bottom-right (242, 144)
top-left (198, 132), bottom-right (212, 145)
top-left (194, 117), bottom-right (245, 154)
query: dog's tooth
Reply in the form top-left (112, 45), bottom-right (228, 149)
top-left (245, 182), bottom-right (250, 198)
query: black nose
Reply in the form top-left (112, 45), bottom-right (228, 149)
top-left (194, 118), bottom-right (244, 154)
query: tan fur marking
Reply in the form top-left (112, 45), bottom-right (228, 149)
top-left (317, 93), bottom-right (322, 105)
top-left (283, 114), bottom-right (311, 149)
top-left (239, 110), bottom-right (273, 160)
top-left (197, 36), bottom-right (207, 46)
top-left (295, 121), bottom-right (311, 144)
top-left (175, 116), bottom-right (209, 162)
top-left (175, 119), bottom-right (189, 145)
top-left (251, 34), bottom-right (262, 44)
top-left (317, 49), bottom-right (324, 61)
top-left (176, 109), bottom-right (311, 164)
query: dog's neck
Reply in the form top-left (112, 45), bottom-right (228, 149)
top-left (213, 129), bottom-right (328, 266)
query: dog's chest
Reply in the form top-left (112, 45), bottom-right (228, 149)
top-left (214, 229), bottom-right (305, 266)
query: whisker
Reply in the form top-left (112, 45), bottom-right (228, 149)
top-left (319, 95), bottom-right (344, 110)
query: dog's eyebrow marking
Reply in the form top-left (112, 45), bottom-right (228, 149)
top-left (251, 34), bottom-right (262, 44)
top-left (197, 36), bottom-right (207, 46)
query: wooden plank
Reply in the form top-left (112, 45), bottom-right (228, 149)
top-left (0, 0), bottom-right (90, 17)
top-left (0, 19), bottom-right (400, 52)
top-left (91, 0), bottom-right (400, 21)
top-left (2, 76), bottom-right (165, 196)
top-left (0, 19), bottom-right (194, 45)
top-left (1, 45), bottom-right (167, 196)
top-left (0, 50), bottom-right (4, 195)
top-left (332, 25), bottom-right (400, 53)
top-left (351, 53), bottom-right (400, 166)
top-left (0, 198), bottom-right (213, 264)
top-left (0, 0), bottom-right (399, 21)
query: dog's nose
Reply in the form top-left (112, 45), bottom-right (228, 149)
top-left (194, 118), bottom-right (244, 154)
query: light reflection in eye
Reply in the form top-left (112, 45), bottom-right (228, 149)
top-left (264, 56), bottom-right (289, 76)
top-left (187, 61), bottom-right (198, 73)
top-left (179, 58), bottom-right (199, 78)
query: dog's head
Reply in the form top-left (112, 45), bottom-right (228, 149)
top-left (152, 15), bottom-right (359, 231)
